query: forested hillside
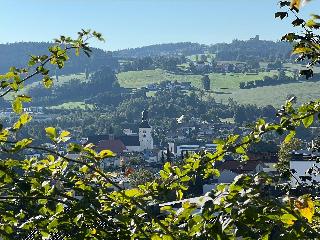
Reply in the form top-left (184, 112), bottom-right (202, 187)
top-left (113, 42), bottom-right (207, 58)
top-left (210, 38), bottom-right (293, 62)
top-left (0, 42), bottom-right (119, 75)
top-left (113, 37), bottom-right (293, 61)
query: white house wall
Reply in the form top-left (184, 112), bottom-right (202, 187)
top-left (125, 146), bottom-right (141, 152)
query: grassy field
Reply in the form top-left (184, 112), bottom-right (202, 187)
top-left (117, 68), bottom-right (320, 107)
top-left (117, 69), bottom-right (280, 89)
top-left (16, 73), bottom-right (88, 97)
top-left (207, 71), bottom-right (279, 90)
top-left (117, 69), bottom-right (203, 89)
top-left (209, 81), bottom-right (320, 107)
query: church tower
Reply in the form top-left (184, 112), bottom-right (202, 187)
top-left (139, 109), bottom-right (154, 151)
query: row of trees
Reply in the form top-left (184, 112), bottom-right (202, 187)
top-left (240, 70), bottom-right (320, 89)
top-left (239, 70), bottom-right (295, 89)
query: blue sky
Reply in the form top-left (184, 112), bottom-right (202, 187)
top-left (0, 0), bottom-right (319, 50)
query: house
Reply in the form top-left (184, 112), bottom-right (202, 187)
top-left (202, 160), bottom-right (265, 194)
top-left (217, 160), bottom-right (264, 175)
top-left (247, 151), bottom-right (279, 173)
top-left (247, 141), bottom-right (279, 173)
top-left (176, 145), bottom-right (200, 156)
top-left (173, 143), bottom-right (217, 156)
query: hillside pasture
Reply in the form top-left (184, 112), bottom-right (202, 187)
top-left (48, 101), bottom-right (94, 110)
top-left (211, 81), bottom-right (320, 107)
top-left (117, 69), bottom-right (280, 90)
top-left (117, 68), bottom-right (319, 107)
top-left (117, 69), bottom-right (203, 89)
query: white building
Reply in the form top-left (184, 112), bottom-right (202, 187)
top-left (174, 143), bottom-right (217, 156)
top-left (138, 109), bottom-right (154, 151)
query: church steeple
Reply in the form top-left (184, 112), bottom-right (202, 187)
top-left (140, 109), bottom-right (151, 128)
top-left (142, 109), bottom-right (148, 121)
top-left (139, 109), bottom-right (153, 150)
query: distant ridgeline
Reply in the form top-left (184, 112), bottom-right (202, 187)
top-left (113, 37), bottom-right (293, 62)
top-left (0, 42), bottom-right (119, 75)
top-left (113, 42), bottom-right (207, 58)
top-left (0, 38), bottom-right (293, 75)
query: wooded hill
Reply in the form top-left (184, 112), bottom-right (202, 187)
top-left (113, 42), bottom-right (207, 58)
top-left (0, 42), bottom-right (119, 75)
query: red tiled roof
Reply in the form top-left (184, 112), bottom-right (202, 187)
top-left (97, 139), bottom-right (126, 154)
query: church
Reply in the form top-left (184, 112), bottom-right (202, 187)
top-left (89, 109), bottom-right (154, 153)
top-left (118, 109), bottom-right (154, 152)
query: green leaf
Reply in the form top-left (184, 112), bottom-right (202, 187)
top-left (13, 113), bottom-right (32, 130)
top-left (12, 98), bottom-right (22, 113)
top-left (284, 131), bottom-right (296, 143)
top-left (125, 188), bottom-right (142, 197)
top-left (47, 219), bottom-right (59, 230)
top-left (151, 235), bottom-right (162, 240)
top-left (14, 138), bottom-right (33, 151)
top-left (235, 146), bottom-right (246, 154)
top-left (164, 162), bottom-right (171, 173)
top-left (216, 184), bottom-right (226, 192)
top-left (176, 189), bottom-right (183, 200)
top-left (56, 203), bottom-right (64, 214)
top-left (40, 230), bottom-right (50, 239)
top-left (180, 175), bottom-right (191, 182)
top-left (193, 159), bottom-right (200, 170)
top-left (4, 225), bottom-right (13, 234)
top-left (68, 143), bottom-right (82, 152)
top-left (213, 139), bottom-right (225, 145)
top-left (302, 115), bottom-right (314, 128)
top-left (79, 165), bottom-right (89, 173)
top-left (306, 19), bottom-right (317, 28)
top-left (163, 236), bottom-right (173, 240)
top-left (18, 95), bottom-right (32, 103)
top-left (160, 170), bottom-right (169, 180)
top-left (45, 127), bottom-right (57, 140)
top-left (59, 130), bottom-right (71, 142)
top-left (43, 75), bottom-right (53, 88)
top-left (280, 213), bottom-right (297, 225)
top-left (293, 47), bottom-right (313, 54)
top-left (60, 130), bottom-right (70, 138)
top-left (96, 149), bottom-right (115, 159)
